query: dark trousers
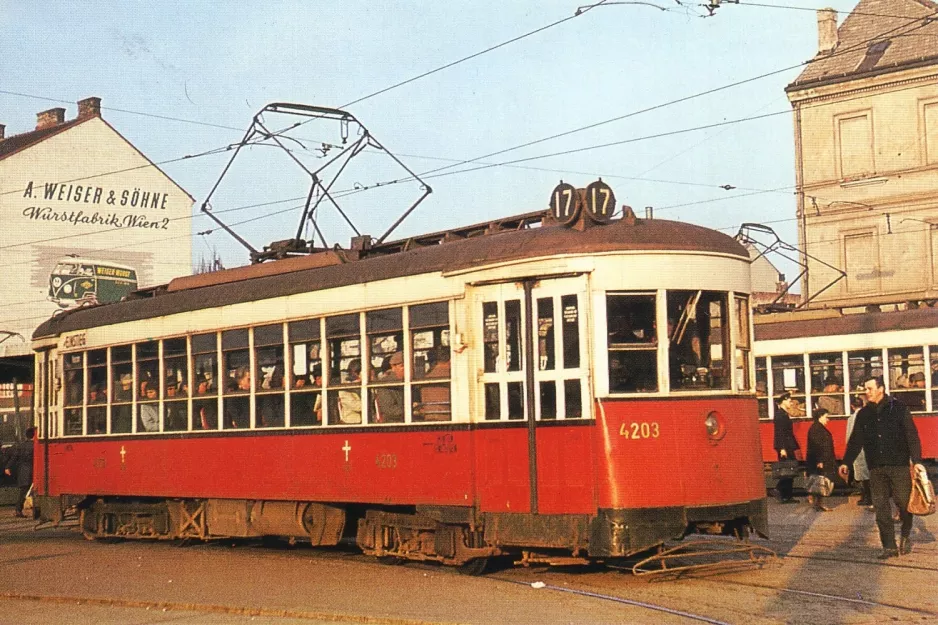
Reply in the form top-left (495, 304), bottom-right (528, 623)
top-left (14, 485), bottom-right (30, 515)
top-left (776, 451), bottom-right (795, 501)
top-left (869, 466), bottom-right (913, 550)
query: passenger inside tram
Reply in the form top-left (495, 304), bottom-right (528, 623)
top-left (815, 378), bottom-right (845, 415)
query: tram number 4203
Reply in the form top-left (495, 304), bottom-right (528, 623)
top-left (375, 453), bottom-right (398, 469)
top-left (619, 422), bottom-right (660, 439)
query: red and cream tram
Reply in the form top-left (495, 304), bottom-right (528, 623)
top-left (31, 183), bottom-right (767, 569)
top-left (754, 307), bottom-right (938, 466)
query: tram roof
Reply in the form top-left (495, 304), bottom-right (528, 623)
top-left (754, 306), bottom-right (938, 342)
top-left (34, 214), bottom-right (747, 340)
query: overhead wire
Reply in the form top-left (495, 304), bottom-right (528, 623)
top-left (0, 8), bottom-right (933, 273)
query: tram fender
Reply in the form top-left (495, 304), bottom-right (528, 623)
top-left (589, 508), bottom-right (687, 557)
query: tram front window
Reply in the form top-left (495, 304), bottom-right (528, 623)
top-left (606, 293), bottom-right (657, 393)
top-left (666, 290), bottom-right (730, 390)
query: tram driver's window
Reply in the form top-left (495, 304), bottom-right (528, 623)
top-left (666, 290), bottom-right (730, 390)
top-left (606, 293), bottom-right (657, 393)
top-left (733, 295), bottom-right (751, 390)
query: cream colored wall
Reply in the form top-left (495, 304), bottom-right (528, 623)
top-left (789, 67), bottom-right (938, 306)
top-left (0, 118), bottom-right (193, 357)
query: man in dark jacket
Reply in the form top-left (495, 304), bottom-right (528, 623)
top-left (839, 377), bottom-right (924, 559)
top-left (3, 427), bottom-right (35, 518)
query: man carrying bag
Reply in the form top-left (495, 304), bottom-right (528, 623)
top-left (839, 377), bottom-right (924, 559)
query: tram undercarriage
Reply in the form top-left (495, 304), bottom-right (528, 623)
top-left (38, 495), bottom-right (768, 571)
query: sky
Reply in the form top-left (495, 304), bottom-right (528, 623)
top-left (0, 0), bottom-right (867, 279)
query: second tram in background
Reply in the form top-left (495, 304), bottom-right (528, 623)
top-left (29, 181), bottom-right (767, 570)
top-left (754, 307), bottom-right (938, 470)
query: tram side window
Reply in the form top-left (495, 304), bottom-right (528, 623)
top-left (164, 338), bottom-right (188, 432)
top-left (327, 313), bottom-right (362, 425)
top-left (755, 357), bottom-right (769, 418)
top-left (111, 345), bottom-right (133, 433)
top-left (289, 318), bottom-right (322, 427)
top-left (367, 308), bottom-right (405, 424)
top-left (607, 293), bottom-right (657, 393)
top-left (733, 295), bottom-right (751, 390)
top-left (771, 355), bottom-right (806, 417)
top-left (63, 352), bottom-right (83, 436)
top-left (136, 340), bottom-right (160, 433)
top-left (411, 302), bottom-right (451, 422)
top-left (929, 346), bottom-right (938, 411)
top-left (887, 347), bottom-right (926, 412)
top-left (222, 329), bottom-right (250, 429)
top-left (192, 333), bottom-right (218, 430)
top-left (87, 348), bottom-right (107, 435)
top-left (666, 290), bottom-right (730, 391)
top-left (848, 349), bottom-right (883, 395)
top-left (810, 353), bottom-right (845, 416)
top-left (254, 324), bottom-right (285, 428)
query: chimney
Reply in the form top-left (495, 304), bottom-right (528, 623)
top-left (0, 124), bottom-right (5, 140)
top-left (817, 8), bottom-right (838, 55)
top-left (36, 107), bottom-right (65, 130)
top-left (77, 96), bottom-right (101, 119)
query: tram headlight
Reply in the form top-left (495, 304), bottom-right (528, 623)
top-left (705, 410), bottom-right (727, 442)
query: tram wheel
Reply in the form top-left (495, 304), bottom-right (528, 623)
top-left (458, 557), bottom-right (489, 576)
top-left (378, 555), bottom-right (406, 566)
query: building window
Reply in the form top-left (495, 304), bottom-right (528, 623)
top-left (844, 231), bottom-right (879, 293)
top-left (925, 101), bottom-right (938, 165)
top-left (837, 112), bottom-right (874, 178)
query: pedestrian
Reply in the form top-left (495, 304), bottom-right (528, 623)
top-left (4, 427), bottom-right (35, 518)
top-left (845, 393), bottom-right (872, 507)
top-left (805, 408), bottom-right (837, 512)
top-left (774, 392), bottom-right (800, 503)
top-left (839, 376), bottom-right (925, 559)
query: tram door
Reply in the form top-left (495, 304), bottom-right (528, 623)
top-left (472, 276), bottom-right (594, 515)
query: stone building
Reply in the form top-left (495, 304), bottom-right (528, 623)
top-left (0, 97), bottom-right (193, 439)
top-left (786, 0), bottom-right (938, 309)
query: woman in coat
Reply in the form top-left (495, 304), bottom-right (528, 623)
top-left (774, 392), bottom-right (801, 503)
top-left (806, 408), bottom-right (838, 511)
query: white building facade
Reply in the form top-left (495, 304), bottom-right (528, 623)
top-left (0, 97), bottom-right (193, 359)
